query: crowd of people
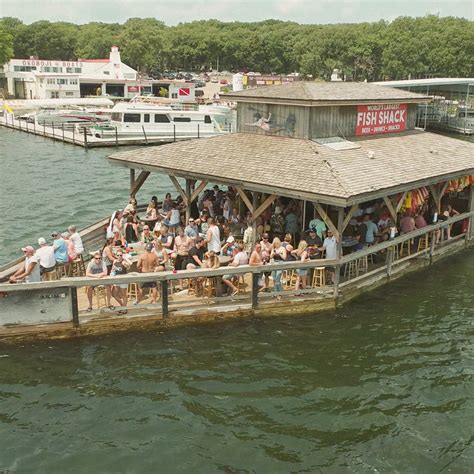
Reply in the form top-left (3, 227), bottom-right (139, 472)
top-left (10, 183), bottom-right (464, 312)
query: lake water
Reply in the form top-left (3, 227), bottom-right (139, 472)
top-left (0, 127), bottom-right (473, 472)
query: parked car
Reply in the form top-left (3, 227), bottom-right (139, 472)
top-left (184, 73), bottom-right (193, 81)
top-left (219, 79), bottom-right (228, 85)
top-left (176, 73), bottom-right (184, 80)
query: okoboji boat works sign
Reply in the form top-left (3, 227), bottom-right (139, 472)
top-left (355, 103), bottom-right (407, 136)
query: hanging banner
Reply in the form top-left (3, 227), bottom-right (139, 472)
top-left (355, 103), bottom-right (407, 136)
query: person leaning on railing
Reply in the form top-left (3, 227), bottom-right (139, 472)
top-left (85, 252), bottom-right (112, 312)
top-left (9, 245), bottom-right (41, 284)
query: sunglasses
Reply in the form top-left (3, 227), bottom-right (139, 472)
top-left (94, 256), bottom-right (101, 260)
top-left (116, 254), bottom-right (123, 257)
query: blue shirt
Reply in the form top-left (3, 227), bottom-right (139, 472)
top-left (365, 221), bottom-right (378, 244)
top-left (53, 238), bottom-right (68, 263)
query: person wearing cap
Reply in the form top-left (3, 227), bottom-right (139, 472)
top-left (85, 251), bottom-right (111, 311)
top-left (68, 225), bottom-right (84, 256)
top-left (51, 231), bottom-right (68, 264)
top-left (36, 237), bottom-right (56, 275)
top-left (9, 246), bottom-right (41, 284)
top-left (140, 225), bottom-right (154, 244)
top-left (221, 235), bottom-right (236, 257)
top-left (306, 229), bottom-right (323, 259)
top-left (184, 217), bottom-right (199, 240)
top-left (137, 242), bottom-right (162, 304)
top-left (308, 213), bottom-right (327, 240)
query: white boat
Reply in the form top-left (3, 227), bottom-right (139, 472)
top-left (89, 99), bottom-right (232, 139)
top-left (34, 107), bottom-right (111, 127)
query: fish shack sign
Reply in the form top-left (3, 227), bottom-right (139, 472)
top-left (355, 104), bottom-right (407, 136)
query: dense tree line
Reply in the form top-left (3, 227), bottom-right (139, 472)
top-left (0, 16), bottom-right (472, 80)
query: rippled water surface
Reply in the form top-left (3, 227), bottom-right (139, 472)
top-left (0, 251), bottom-right (473, 472)
top-left (0, 127), bottom-right (473, 472)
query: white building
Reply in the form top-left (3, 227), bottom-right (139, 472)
top-left (0, 46), bottom-right (195, 101)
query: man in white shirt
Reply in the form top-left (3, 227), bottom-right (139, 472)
top-left (68, 225), bottom-right (84, 255)
top-left (9, 246), bottom-right (41, 283)
top-left (36, 237), bottom-right (56, 274)
top-left (222, 244), bottom-right (248, 296)
top-left (323, 230), bottom-right (338, 284)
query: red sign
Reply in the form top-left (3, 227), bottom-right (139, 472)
top-left (128, 86), bottom-right (140, 93)
top-left (178, 87), bottom-right (190, 96)
top-left (355, 104), bottom-right (407, 136)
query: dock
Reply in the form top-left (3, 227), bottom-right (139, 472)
top-left (0, 115), bottom-right (208, 148)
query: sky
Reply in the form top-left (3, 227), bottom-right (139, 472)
top-left (1, 0), bottom-right (472, 25)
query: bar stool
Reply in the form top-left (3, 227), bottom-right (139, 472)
top-left (237, 274), bottom-right (246, 293)
top-left (344, 260), bottom-right (358, 279)
top-left (284, 270), bottom-right (297, 289)
top-left (357, 256), bottom-right (369, 274)
top-left (127, 283), bottom-right (139, 302)
top-left (311, 267), bottom-right (326, 287)
top-left (42, 270), bottom-right (57, 281)
top-left (398, 240), bottom-right (412, 258)
top-left (203, 277), bottom-right (216, 299)
top-left (417, 233), bottom-right (430, 251)
top-left (69, 255), bottom-right (86, 277)
top-left (94, 286), bottom-right (107, 308)
top-left (55, 263), bottom-right (68, 279)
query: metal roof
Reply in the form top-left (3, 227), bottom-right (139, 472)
top-left (108, 131), bottom-right (474, 206)
top-left (223, 81), bottom-right (430, 106)
top-left (372, 78), bottom-right (474, 94)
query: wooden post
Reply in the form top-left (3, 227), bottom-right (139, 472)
top-left (83, 127), bottom-right (88, 149)
top-left (252, 191), bottom-right (258, 244)
top-left (173, 124), bottom-right (176, 142)
top-left (115, 126), bottom-right (119, 146)
top-left (26, 120), bottom-right (28, 132)
top-left (142, 125), bottom-right (148, 144)
top-left (130, 169), bottom-right (135, 192)
top-left (52, 122), bottom-right (55, 138)
top-left (72, 125), bottom-right (75, 144)
top-left (43, 122), bottom-right (46, 137)
top-left (185, 179), bottom-right (192, 222)
top-left (130, 171), bottom-right (151, 197)
top-left (33, 120), bottom-right (36, 134)
top-left (301, 200), bottom-right (306, 235)
top-left (467, 184), bottom-right (474, 241)
top-left (161, 280), bottom-right (169, 318)
top-left (333, 207), bottom-right (344, 298)
top-left (197, 123), bottom-right (200, 139)
top-left (386, 246), bottom-right (394, 278)
top-left (251, 273), bottom-right (259, 309)
top-left (62, 123), bottom-right (65, 142)
top-left (429, 230), bottom-right (436, 264)
top-left (70, 287), bottom-right (79, 328)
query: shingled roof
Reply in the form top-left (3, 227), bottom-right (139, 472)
top-left (109, 131), bottom-right (474, 206)
top-left (223, 81), bottom-right (430, 106)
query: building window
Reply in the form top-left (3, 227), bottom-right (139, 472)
top-left (52, 67), bottom-right (62, 73)
top-left (154, 114), bottom-right (170, 123)
top-left (123, 113), bottom-right (141, 123)
top-left (171, 93), bottom-right (178, 99)
top-left (69, 79), bottom-right (78, 85)
top-left (13, 65), bottom-right (36, 72)
top-left (144, 114), bottom-right (150, 123)
top-left (174, 117), bottom-right (191, 122)
top-left (74, 68), bottom-right (82, 73)
top-left (103, 71), bottom-right (110, 75)
top-left (51, 91), bottom-right (59, 98)
top-left (66, 67), bottom-right (73, 73)
top-left (57, 78), bottom-right (68, 85)
top-left (204, 115), bottom-right (211, 124)
top-left (47, 78), bottom-right (55, 84)
top-left (66, 91), bottom-right (74, 96)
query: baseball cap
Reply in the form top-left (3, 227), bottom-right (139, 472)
top-left (226, 236), bottom-right (235, 243)
top-left (51, 231), bottom-right (60, 237)
top-left (21, 245), bottom-right (35, 252)
top-left (38, 237), bottom-right (46, 245)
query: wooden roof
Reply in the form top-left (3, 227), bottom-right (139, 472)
top-left (223, 81), bottom-right (431, 106)
top-left (108, 131), bottom-right (474, 206)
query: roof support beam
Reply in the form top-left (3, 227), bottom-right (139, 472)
top-left (342, 204), bottom-right (359, 233)
top-left (185, 179), bottom-right (192, 222)
top-left (314, 202), bottom-right (339, 240)
top-left (236, 186), bottom-right (254, 213)
top-left (429, 185), bottom-right (441, 212)
top-left (383, 197), bottom-right (398, 223)
top-left (190, 180), bottom-right (208, 204)
top-left (130, 171), bottom-right (150, 198)
top-left (252, 194), bottom-right (278, 221)
top-left (440, 181), bottom-right (449, 200)
top-left (395, 191), bottom-right (407, 213)
top-left (169, 175), bottom-right (188, 204)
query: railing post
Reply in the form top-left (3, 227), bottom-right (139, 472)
top-left (83, 127), bottom-right (88, 149)
top-left (70, 287), bottom-right (80, 328)
top-left (173, 124), bottom-right (176, 142)
top-left (197, 123), bottom-right (200, 138)
top-left (386, 246), bottom-right (394, 278)
top-left (161, 280), bottom-right (169, 318)
top-left (429, 230), bottom-right (436, 264)
top-left (251, 272), bottom-right (259, 310)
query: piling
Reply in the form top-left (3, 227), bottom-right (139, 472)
top-left (83, 127), bottom-right (88, 149)
top-left (142, 126), bottom-right (148, 144)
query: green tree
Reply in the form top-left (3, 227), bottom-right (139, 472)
top-left (0, 25), bottom-right (13, 64)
